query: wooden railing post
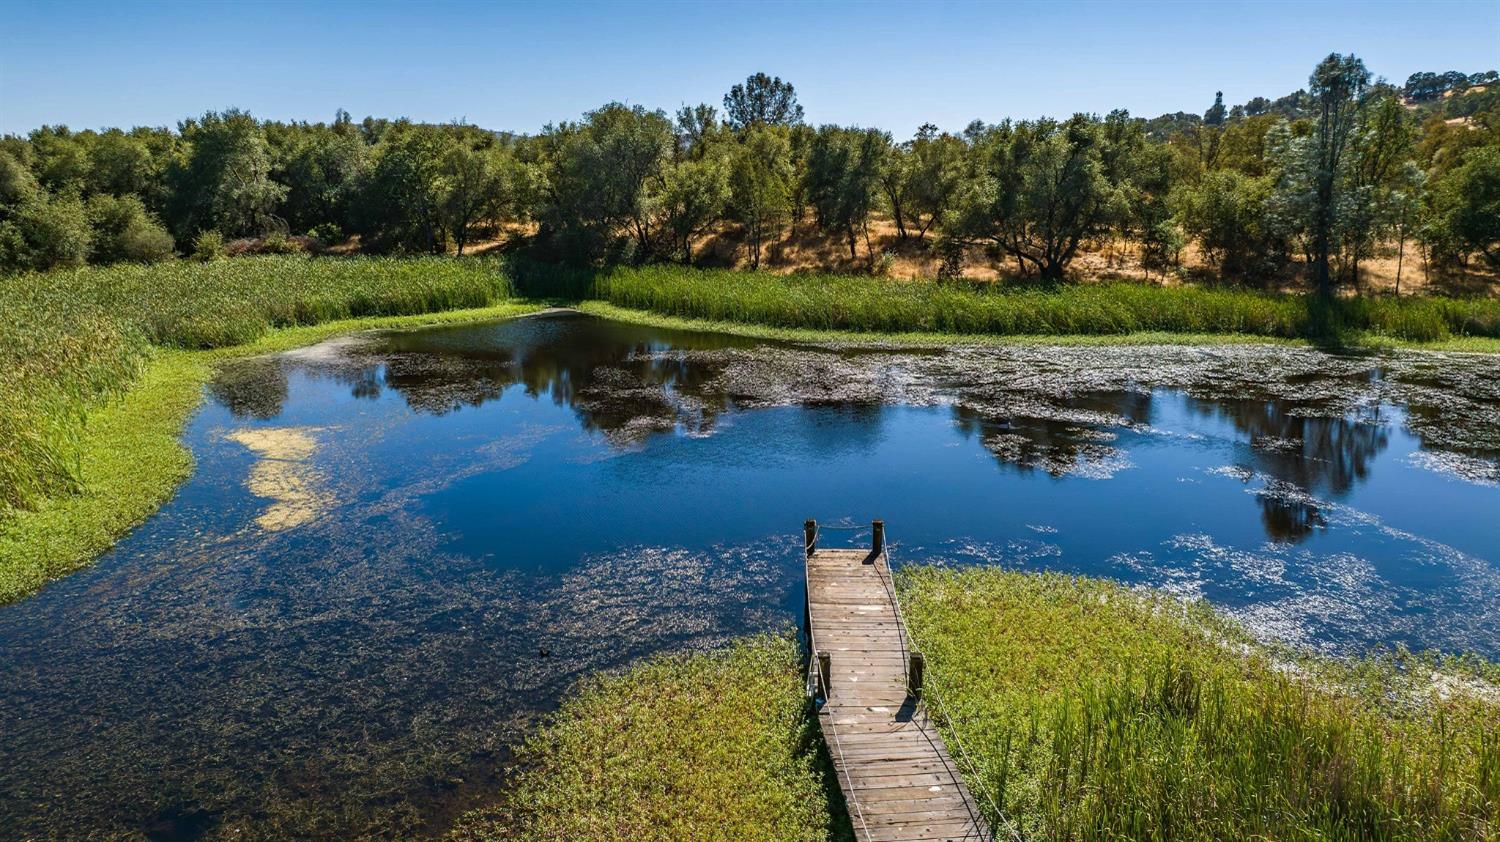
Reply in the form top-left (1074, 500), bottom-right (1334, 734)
top-left (872, 519), bottom-right (885, 557)
top-left (907, 651), bottom-right (925, 698)
top-left (804, 519), bottom-right (817, 556)
top-left (818, 651), bottom-right (832, 700)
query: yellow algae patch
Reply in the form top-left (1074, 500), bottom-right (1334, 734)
top-left (226, 427), bottom-right (331, 531)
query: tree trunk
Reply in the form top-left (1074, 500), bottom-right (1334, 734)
top-left (847, 226), bottom-right (857, 261)
top-left (1395, 234), bottom-right (1404, 295)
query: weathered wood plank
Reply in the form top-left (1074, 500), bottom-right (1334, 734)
top-left (805, 529), bottom-right (991, 842)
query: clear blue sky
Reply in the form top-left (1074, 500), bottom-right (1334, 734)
top-left (2, 0), bottom-right (1497, 137)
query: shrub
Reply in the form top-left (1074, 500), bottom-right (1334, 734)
top-left (192, 229), bottom-right (225, 261)
top-left (87, 194), bottom-right (173, 264)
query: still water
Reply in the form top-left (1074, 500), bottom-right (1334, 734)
top-left (2, 312), bottom-right (1498, 839)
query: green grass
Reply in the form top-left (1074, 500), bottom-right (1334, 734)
top-left (0, 253), bottom-right (538, 602)
top-left (447, 635), bottom-right (839, 842)
top-left (899, 567), bottom-right (1500, 840)
top-left (591, 265), bottom-right (1500, 346)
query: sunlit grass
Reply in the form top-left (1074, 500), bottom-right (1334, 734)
top-left (448, 635), bottom-right (838, 842)
top-left (593, 265), bottom-right (1500, 344)
top-left (900, 567), bottom-right (1500, 840)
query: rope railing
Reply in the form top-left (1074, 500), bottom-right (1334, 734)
top-left (875, 529), bottom-right (1009, 842)
top-left (805, 519), bottom-right (1025, 842)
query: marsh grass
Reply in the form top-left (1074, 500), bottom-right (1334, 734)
top-left (0, 255), bottom-right (512, 515)
top-left (594, 266), bottom-right (1500, 344)
top-left (448, 635), bottom-right (838, 842)
top-left (900, 567), bottom-right (1500, 840)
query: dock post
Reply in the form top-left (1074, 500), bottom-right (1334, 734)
top-left (872, 520), bottom-right (885, 558)
top-left (804, 519), bottom-right (818, 556)
top-left (818, 651), bottom-right (832, 699)
top-left (907, 651), bottom-right (925, 698)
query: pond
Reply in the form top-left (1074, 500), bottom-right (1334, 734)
top-left (2, 311), bottom-right (1497, 839)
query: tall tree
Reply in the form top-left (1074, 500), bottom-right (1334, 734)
top-left (727, 127), bottom-right (793, 269)
top-left (1306, 53), bottom-right (1371, 292)
top-left (805, 126), bottom-right (889, 261)
top-left (723, 73), bottom-right (805, 131)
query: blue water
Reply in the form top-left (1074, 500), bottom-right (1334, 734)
top-left (1, 312), bottom-right (1496, 839)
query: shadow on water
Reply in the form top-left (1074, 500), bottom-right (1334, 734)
top-left (1, 311), bottom-right (1497, 840)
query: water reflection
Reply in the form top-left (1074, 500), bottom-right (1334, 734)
top-left (1188, 398), bottom-right (1391, 542)
top-left (0, 313), bottom-right (1496, 840)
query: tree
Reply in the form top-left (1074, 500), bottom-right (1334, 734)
top-left (805, 126), bottom-right (889, 261)
top-left (723, 73), bottom-right (804, 131)
top-left (169, 110), bottom-right (288, 240)
top-left (1204, 91), bottom-right (1227, 126)
top-left (727, 127), bottom-right (793, 269)
top-left (439, 140), bottom-right (515, 255)
top-left (1426, 145), bottom-right (1500, 269)
top-left (656, 154), bottom-right (729, 264)
top-left (1336, 93), bottom-right (1413, 288)
top-left (352, 122), bottom-right (449, 253)
top-left (539, 103), bottom-right (674, 261)
top-left (880, 124), bottom-right (965, 242)
top-left (269, 115), bottom-right (367, 238)
top-left (1175, 169), bottom-right (1284, 278)
top-left (0, 192), bottom-right (92, 273)
top-left (946, 115), bottom-right (1126, 280)
top-left (1306, 53), bottom-right (1371, 292)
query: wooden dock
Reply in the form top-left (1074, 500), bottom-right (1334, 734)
top-left (804, 520), bottom-right (993, 842)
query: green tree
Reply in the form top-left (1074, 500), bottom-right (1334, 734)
top-left (0, 193), bottom-right (92, 273)
top-left (169, 109), bottom-right (288, 240)
top-left (440, 140), bottom-right (516, 255)
top-left (656, 154), bottom-right (730, 264)
top-left (723, 73), bottom-right (804, 131)
top-left (805, 126), bottom-right (889, 261)
top-left (1426, 145), bottom-right (1500, 269)
top-left (1175, 169), bottom-right (1285, 278)
top-left (539, 103), bottom-right (674, 261)
top-left (727, 127), bottom-right (793, 269)
top-left (352, 122), bottom-right (449, 253)
top-left (1306, 53), bottom-right (1371, 292)
top-left (880, 124), bottom-right (966, 242)
top-left (947, 116), bottom-right (1126, 280)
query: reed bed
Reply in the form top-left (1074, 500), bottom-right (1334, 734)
top-left (900, 567), bottom-right (1500, 840)
top-left (448, 635), bottom-right (836, 842)
top-left (594, 266), bottom-right (1500, 343)
top-left (1, 255), bottom-right (511, 515)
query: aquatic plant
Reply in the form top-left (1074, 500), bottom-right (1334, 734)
top-left (899, 567), bottom-right (1500, 840)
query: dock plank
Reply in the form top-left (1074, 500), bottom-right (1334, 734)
top-left (806, 530), bottom-right (991, 842)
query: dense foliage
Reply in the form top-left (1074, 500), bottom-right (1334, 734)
top-left (3, 60), bottom-right (1496, 286)
top-left (900, 567), bottom-right (1500, 840)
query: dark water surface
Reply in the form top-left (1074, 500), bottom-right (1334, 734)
top-left (3, 312), bottom-right (1498, 839)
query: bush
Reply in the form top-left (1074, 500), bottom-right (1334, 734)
top-left (0, 194), bottom-right (92, 273)
top-left (192, 229), bottom-right (225, 261)
top-left (87, 194), bottom-right (173, 264)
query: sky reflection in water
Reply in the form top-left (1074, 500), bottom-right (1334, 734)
top-left (1, 312), bottom-right (1496, 840)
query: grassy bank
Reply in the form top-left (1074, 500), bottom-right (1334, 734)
top-left (1, 253), bottom-right (536, 602)
top-left (445, 570), bottom-right (1498, 841)
top-left (447, 635), bottom-right (841, 842)
top-left (900, 568), bottom-right (1500, 840)
top-left (592, 265), bottom-right (1500, 347)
